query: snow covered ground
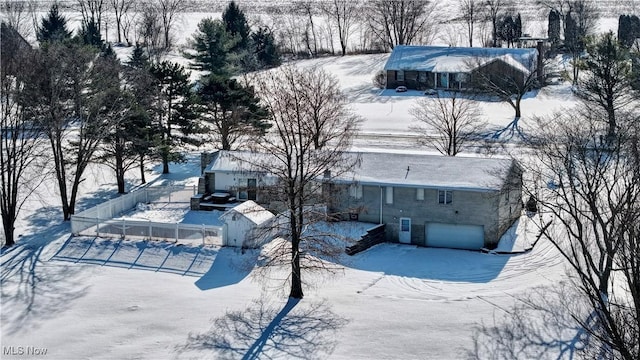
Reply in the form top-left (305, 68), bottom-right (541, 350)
top-left (0, 12), bottom-right (592, 357)
top-left (1, 148), bottom-right (567, 359)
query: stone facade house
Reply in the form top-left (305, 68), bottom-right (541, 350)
top-left (194, 150), bottom-right (523, 250)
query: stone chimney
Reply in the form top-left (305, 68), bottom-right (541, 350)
top-left (537, 41), bottom-right (545, 85)
top-left (200, 151), bottom-right (217, 174)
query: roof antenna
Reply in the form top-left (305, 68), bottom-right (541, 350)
top-left (405, 166), bottom-right (410, 179)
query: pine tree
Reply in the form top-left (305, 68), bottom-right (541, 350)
top-left (185, 18), bottom-right (236, 76)
top-left (127, 43), bottom-right (150, 69)
top-left (515, 13), bottom-right (522, 40)
top-left (124, 45), bottom-right (155, 183)
top-left (222, 1), bottom-right (250, 51)
top-left (79, 19), bottom-right (103, 49)
top-left (252, 27), bottom-right (281, 69)
top-left (37, 4), bottom-right (72, 43)
top-left (149, 61), bottom-right (202, 174)
top-left (618, 14), bottom-right (640, 49)
top-left (564, 12), bottom-right (582, 53)
top-left (548, 10), bottom-right (561, 51)
top-left (197, 74), bottom-right (270, 150)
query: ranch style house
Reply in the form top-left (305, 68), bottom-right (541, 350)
top-left (192, 150), bottom-right (523, 251)
top-left (384, 45), bottom-right (544, 91)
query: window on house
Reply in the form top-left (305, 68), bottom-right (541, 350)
top-left (349, 184), bottom-right (363, 199)
top-left (386, 186), bottom-right (393, 204)
top-left (247, 178), bottom-right (257, 201)
top-left (438, 190), bottom-right (452, 204)
top-left (416, 188), bottom-right (424, 201)
top-left (419, 72), bottom-right (427, 83)
top-left (396, 70), bottom-right (404, 82)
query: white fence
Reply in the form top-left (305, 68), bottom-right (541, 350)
top-left (70, 186), bottom-right (224, 246)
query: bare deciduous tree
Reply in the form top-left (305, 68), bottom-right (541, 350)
top-left (460, 0), bottom-right (481, 47)
top-left (578, 32), bottom-right (635, 139)
top-left (25, 43), bottom-right (124, 220)
top-left (155, 0), bottom-right (187, 51)
top-left (110, 0), bottom-right (134, 44)
top-left (367, 0), bottom-right (438, 50)
top-left (410, 92), bottom-right (486, 156)
top-left (1, 0), bottom-right (39, 39)
top-left (321, 0), bottom-right (359, 56)
top-left (1, 24), bottom-right (47, 247)
top-left (137, 3), bottom-right (164, 63)
top-left (520, 108), bottom-right (640, 359)
top-left (75, 0), bottom-right (106, 34)
top-left (251, 66), bottom-right (361, 299)
top-left (470, 56), bottom-right (541, 119)
top-left (294, 1), bottom-right (319, 57)
top-left (483, 0), bottom-right (513, 47)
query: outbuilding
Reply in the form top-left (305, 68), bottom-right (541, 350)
top-left (220, 201), bottom-right (274, 248)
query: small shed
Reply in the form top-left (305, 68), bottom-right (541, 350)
top-left (220, 201), bottom-right (274, 248)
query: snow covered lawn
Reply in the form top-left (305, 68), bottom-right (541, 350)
top-left (1, 199), bottom-right (565, 359)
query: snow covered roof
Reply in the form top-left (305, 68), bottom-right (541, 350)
top-left (206, 150), bottom-right (517, 192)
top-left (205, 150), bottom-right (272, 173)
top-left (342, 152), bottom-right (516, 191)
top-left (222, 200), bottom-right (274, 225)
top-left (383, 45), bottom-right (537, 74)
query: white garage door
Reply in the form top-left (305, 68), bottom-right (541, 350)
top-left (425, 223), bottom-right (484, 250)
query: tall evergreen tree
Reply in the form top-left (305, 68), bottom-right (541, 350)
top-left (618, 14), bottom-right (640, 49)
top-left (78, 19), bottom-right (103, 49)
top-left (124, 46), bottom-right (155, 184)
top-left (185, 18), bottom-right (237, 76)
top-left (580, 32), bottom-right (634, 138)
top-left (197, 75), bottom-right (270, 150)
top-left (252, 27), bottom-right (281, 69)
top-left (564, 11), bottom-right (582, 52)
top-left (36, 4), bottom-right (72, 43)
top-left (222, 1), bottom-right (250, 51)
top-left (149, 61), bottom-right (202, 174)
top-left (548, 9), bottom-right (561, 51)
top-left (515, 13), bottom-right (522, 39)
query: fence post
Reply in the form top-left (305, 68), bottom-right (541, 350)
top-left (96, 215), bottom-right (100, 237)
top-left (202, 224), bottom-right (205, 246)
top-left (149, 220), bottom-right (152, 241)
top-left (122, 218), bottom-right (126, 238)
top-left (175, 223), bottom-right (179, 243)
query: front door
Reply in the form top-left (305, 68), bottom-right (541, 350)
top-left (247, 178), bottom-right (257, 201)
top-left (399, 217), bottom-right (411, 244)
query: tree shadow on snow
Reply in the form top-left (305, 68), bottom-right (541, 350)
top-left (469, 283), bottom-right (598, 359)
top-left (1, 210), bottom-right (88, 335)
top-left (195, 247), bottom-right (256, 290)
top-left (344, 244), bottom-right (512, 283)
top-left (176, 297), bottom-right (348, 360)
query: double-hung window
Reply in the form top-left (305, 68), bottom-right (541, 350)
top-left (349, 184), bottom-right (363, 199)
top-left (438, 190), bottom-right (452, 204)
top-left (396, 70), bottom-right (405, 82)
top-left (386, 186), bottom-right (393, 204)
